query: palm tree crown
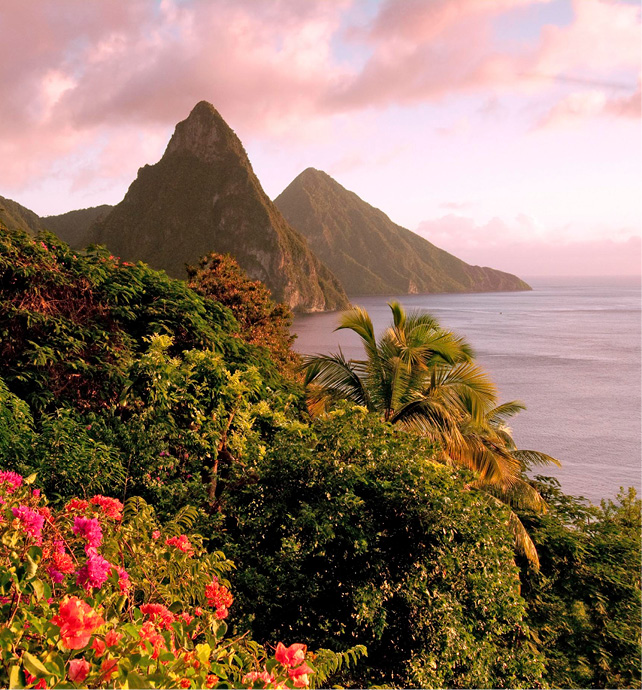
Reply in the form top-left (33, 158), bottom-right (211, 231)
top-left (303, 301), bottom-right (560, 567)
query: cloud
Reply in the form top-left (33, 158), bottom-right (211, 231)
top-left (416, 214), bottom-right (641, 276)
top-left (0, 0), bottom-right (638, 196)
top-left (0, 0), bottom-right (349, 189)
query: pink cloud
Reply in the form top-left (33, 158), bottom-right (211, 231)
top-left (0, 0), bottom-right (638, 196)
top-left (0, 0), bottom-right (349, 189)
top-left (327, 0), bottom-right (640, 115)
top-left (416, 214), bottom-right (641, 276)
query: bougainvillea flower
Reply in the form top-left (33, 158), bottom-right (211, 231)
top-left (105, 629), bottom-right (123, 647)
top-left (289, 662), bottom-right (314, 688)
top-left (138, 621), bottom-right (167, 659)
top-left (90, 495), bottom-right (123, 521)
top-left (65, 498), bottom-right (89, 513)
top-left (76, 553), bottom-right (112, 591)
top-left (275, 643), bottom-right (307, 668)
top-left (92, 638), bottom-right (106, 656)
top-left (165, 534), bottom-right (194, 555)
top-left (50, 596), bottom-right (104, 649)
top-left (242, 668), bottom-right (276, 688)
top-left (73, 516), bottom-right (103, 549)
top-left (53, 550), bottom-right (76, 574)
top-left (140, 603), bottom-right (176, 630)
top-left (116, 566), bottom-right (131, 593)
top-left (68, 658), bottom-right (90, 683)
top-left (0, 471), bottom-right (22, 493)
top-left (11, 505), bottom-right (45, 540)
top-left (99, 658), bottom-right (118, 681)
top-left (205, 577), bottom-right (233, 620)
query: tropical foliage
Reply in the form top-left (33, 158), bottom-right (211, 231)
top-left (0, 473), bottom-right (365, 688)
top-left (303, 301), bottom-right (560, 564)
top-left (0, 227), bottom-right (639, 688)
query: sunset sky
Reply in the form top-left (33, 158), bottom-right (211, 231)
top-left (1, 0), bottom-right (640, 276)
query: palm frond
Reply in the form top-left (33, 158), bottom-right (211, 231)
top-left (302, 351), bottom-right (371, 415)
top-left (479, 491), bottom-right (541, 568)
top-left (479, 477), bottom-right (549, 513)
top-left (513, 449), bottom-right (562, 469)
top-left (486, 400), bottom-right (527, 425)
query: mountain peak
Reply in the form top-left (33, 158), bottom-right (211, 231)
top-left (164, 100), bottom-right (244, 164)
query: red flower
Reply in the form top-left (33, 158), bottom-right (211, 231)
top-left (65, 498), bottom-right (89, 513)
top-left (204, 577), bottom-right (233, 620)
top-left (275, 643), bottom-right (307, 668)
top-left (99, 658), bottom-right (118, 681)
top-left (205, 675), bottom-right (218, 688)
top-left (52, 550), bottom-right (75, 574)
top-left (138, 621), bottom-right (166, 659)
top-left (140, 603), bottom-right (175, 629)
top-left (68, 658), bottom-right (90, 684)
top-left (165, 534), bottom-right (194, 555)
top-left (105, 629), bottom-right (123, 647)
top-left (92, 638), bottom-right (106, 656)
top-left (90, 495), bottom-right (123, 521)
top-left (50, 596), bottom-right (104, 649)
top-left (180, 679), bottom-right (191, 688)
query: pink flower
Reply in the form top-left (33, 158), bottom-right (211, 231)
top-left (242, 668), bottom-right (276, 688)
top-left (90, 495), bottom-right (123, 521)
top-left (32, 489), bottom-right (41, 498)
top-left (73, 516), bottom-right (102, 549)
top-left (180, 612), bottom-right (194, 626)
top-left (152, 530), bottom-right (160, 540)
top-left (68, 658), bottom-right (90, 683)
top-left (12, 505), bottom-right (44, 540)
top-left (288, 662), bottom-right (313, 688)
top-left (76, 553), bottom-right (112, 591)
top-left (165, 534), bottom-right (194, 555)
top-left (116, 566), bottom-right (131, 593)
top-left (0, 471), bottom-right (23, 493)
top-left (275, 643), bottom-right (307, 669)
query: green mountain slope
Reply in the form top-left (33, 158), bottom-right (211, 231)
top-left (44, 205), bottom-right (113, 248)
top-left (275, 168), bottom-right (531, 295)
top-left (88, 102), bottom-right (348, 312)
top-left (0, 195), bottom-right (46, 235)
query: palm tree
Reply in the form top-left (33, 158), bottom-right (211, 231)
top-left (303, 301), bottom-right (560, 566)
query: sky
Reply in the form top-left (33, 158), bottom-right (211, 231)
top-left (0, 0), bottom-right (640, 276)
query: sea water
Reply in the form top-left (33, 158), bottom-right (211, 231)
top-left (292, 276), bottom-right (641, 504)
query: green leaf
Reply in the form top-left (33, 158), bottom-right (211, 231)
top-left (9, 666), bottom-right (24, 689)
top-left (22, 652), bottom-right (49, 678)
top-left (126, 672), bottom-right (149, 689)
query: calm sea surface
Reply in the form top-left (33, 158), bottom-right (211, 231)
top-left (292, 276), bottom-right (641, 504)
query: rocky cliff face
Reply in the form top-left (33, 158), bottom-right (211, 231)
top-left (88, 102), bottom-right (348, 312)
top-left (275, 168), bottom-right (531, 295)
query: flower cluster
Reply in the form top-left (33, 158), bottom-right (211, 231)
top-left (50, 596), bottom-right (105, 649)
top-left (165, 533), bottom-right (194, 555)
top-left (90, 495), bottom-right (123, 521)
top-left (0, 470), bottom-right (23, 493)
top-left (0, 477), bottom-right (345, 689)
top-left (205, 576), bottom-right (233, 620)
top-left (12, 505), bottom-right (44, 541)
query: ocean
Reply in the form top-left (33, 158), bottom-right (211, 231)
top-left (292, 276), bottom-right (641, 504)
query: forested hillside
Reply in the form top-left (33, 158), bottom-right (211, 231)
top-left (1, 226), bottom-right (639, 689)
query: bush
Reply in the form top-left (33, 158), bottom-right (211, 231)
top-left (219, 406), bottom-right (545, 688)
top-left (0, 473), bottom-right (365, 688)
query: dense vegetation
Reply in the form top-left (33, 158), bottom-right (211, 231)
top-left (1, 226), bottom-right (639, 688)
